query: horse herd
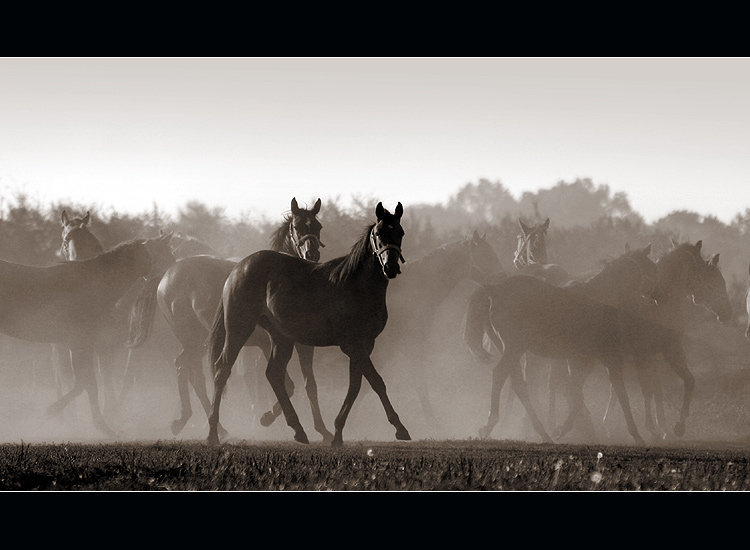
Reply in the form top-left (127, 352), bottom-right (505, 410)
top-left (0, 198), bottom-right (743, 447)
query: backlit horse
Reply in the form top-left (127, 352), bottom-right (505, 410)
top-left (464, 246), bottom-right (662, 444)
top-left (0, 232), bottom-right (174, 436)
top-left (208, 202), bottom-right (410, 446)
top-left (127, 198), bottom-right (331, 440)
top-left (59, 209), bottom-right (143, 419)
top-left (594, 240), bottom-right (733, 441)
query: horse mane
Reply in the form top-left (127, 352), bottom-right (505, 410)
top-left (316, 223), bottom-right (374, 286)
top-left (77, 238), bottom-right (145, 272)
top-left (268, 213), bottom-right (293, 253)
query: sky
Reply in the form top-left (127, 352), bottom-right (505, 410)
top-left (1, 57), bottom-right (749, 225)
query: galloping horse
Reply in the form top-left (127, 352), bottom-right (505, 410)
top-left (594, 240), bottom-right (733, 441)
top-left (464, 246), bottom-right (661, 443)
top-left (0, 232), bottom-right (175, 436)
top-left (127, 198), bottom-right (331, 440)
top-left (372, 230), bottom-right (502, 433)
top-left (208, 202), bottom-right (410, 446)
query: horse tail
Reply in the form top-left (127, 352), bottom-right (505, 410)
top-left (208, 300), bottom-right (228, 378)
top-left (463, 285), bottom-right (498, 365)
top-left (126, 275), bottom-right (162, 348)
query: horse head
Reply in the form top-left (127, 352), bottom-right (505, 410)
top-left (289, 197), bottom-right (325, 262)
top-left (371, 202), bottom-right (405, 279)
top-left (60, 209), bottom-right (104, 261)
top-left (468, 230), bottom-right (502, 284)
top-left (665, 240), bottom-right (732, 323)
top-left (514, 218), bottom-right (549, 269)
top-left (623, 242), bottom-right (660, 298)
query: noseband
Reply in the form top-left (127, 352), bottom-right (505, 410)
top-left (370, 226), bottom-right (405, 267)
top-left (290, 224), bottom-right (325, 258)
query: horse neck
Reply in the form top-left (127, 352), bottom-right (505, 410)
top-left (88, 243), bottom-right (149, 293)
top-left (402, 242), bottom-right (471, 297)
top-left (578, 264), bottom-right (640, 306)
top-left (65, 228), bottom-right (104, 261)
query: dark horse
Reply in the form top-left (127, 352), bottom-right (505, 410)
top-left (0, 232), bottom-right (175, 436)
top-left (464, 246), bottom-right (662, 443)
top-left (127, 198), bottom-right (331, 440)
top-left (208, 202), bottom-right (410, 447)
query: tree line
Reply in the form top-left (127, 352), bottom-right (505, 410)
top-left (2, 177), bottom-right (749, 315)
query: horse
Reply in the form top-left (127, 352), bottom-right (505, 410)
top-left (59, 209), bottom-right (142, 419)
top-left (127, 198), bottom-right (332, 441)
top-left (207, 201), bottom-right (410, 447)
top-left (746, 261), bottom-right (750, 341)
top-left (0, 232), bottom-right (175, 436)
top-left (371, 230), bottom-right (502, 434)
top-left (464, 245), bottom-right (663, 444)
top-left (595, 240), bottom-right (733, 441)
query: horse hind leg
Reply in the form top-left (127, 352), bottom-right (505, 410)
top-left (295, 343), bottom-right (334, 444)
top-left (604, 357), bottom-right (645, 445)
top-left (636, 361), bottom-right (667, 441)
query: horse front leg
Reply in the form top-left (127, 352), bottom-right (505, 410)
top-left (508, 356), bottom-right (553, 443)
top-left (661, 343), bottom-right (694, 438)
top-left (72, 344), bottom-right (116, 438)
top-left (265, 338), bottom-right (309, 444)
top-left (479, 352), bottom-right (515, 440)
top-left (296, 343), bottom-right (334, 444)
top-left (604, 357), bottom-right (644, 445)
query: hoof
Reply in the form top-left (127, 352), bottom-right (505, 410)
top-left (217, 423), bottom-right (229, 439)
top-left (674, 421), bottom-right (686, 438)
top-left (171, 419), bottom-right (187, 436)
top-left (320, 431), bottom-right (335, 445)
top-left (207, 433), bottom-right (220, 445)
top-left (395, 427), bottom-right (411, 441)
top-left (478, 426), bottom-right (492, 439)
top-left (294, 432), bottom-right (310, 444)
top-left (260, 411), bottom-right (276, 427)
top-left (331, 436), bottom-right (343, 447)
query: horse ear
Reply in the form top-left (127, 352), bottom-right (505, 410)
top-left (61, 210), bottom-right (69, 226)
top-left (395, 202), bottom-right (403, 219)
top-left (376, 202), bottom-right (385, 220)
top-left (160, 231), bottom-right (174, 244)
top-left (519, 220), bottom-right (530, 235)
top-left (642, 243), bottom-right (652, 257)
top-left (542, 218), bottom-right (550, 230)
top-left (291, 198), bottom-right (300, 215)
top-left (695, 240), bottom-right (703, 253)
top-left (82, 211), bottom-right (90, 225)
top-left (312, 198), bottom-right (321, 215)
top-left (709, 253), bottom-right (720, 267)
top-left (472, 229), bottom-right (481, 242)
top-left (670, 238), bottom-right (679, 250)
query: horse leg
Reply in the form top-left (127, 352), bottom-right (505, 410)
top-left (117, 348), bottom-right (135, 405)
top-left (636, 360), bottom-right (667, 441)
top-left (335, 343), bottom-right (410, 447)
top-left (295, 343), bottom-right (334, 444)
top-left (96, 346), bottom-right (119, 422)
top-left (184, 348), bottom-right (228, 439)
top-left (661, 343), bottom-right (694, 438)
top-left (556, 359), bottom-right (597, 441)
top-left (331, 362), bottom-right (363, 447)
top-left (479, 353), bottom-right (514, 439)
top-left (603, 357), bottom-right (644, 445)
top-left (263, 333), bottom-right (309, 444)
top-left (62, 344), bottom-right (116, 437)
top-left (508, 355), bottom-right (553, 443)
top-left (601, 382), bottom-right (616, 438)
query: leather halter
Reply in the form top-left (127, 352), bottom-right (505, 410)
top-left (370, 226), bottom-right (405, 266)
top-left (290, 223), bottom-right (325, 258)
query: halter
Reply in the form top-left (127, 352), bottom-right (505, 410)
top-left (61, 224), bottom-right (86, 259)
top-left (290, 223), bottom-right (325, 258)
top-left (513, 228), bottom-right (546, 269)
top-left (370, 226), bottom-right (405, 266)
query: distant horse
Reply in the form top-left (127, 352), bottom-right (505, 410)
top-left (373, 230), bottom-right (502, 433)
top-left (128, 198), bottom-right (331, 441)
top-left (208, 202), bottom-right (410, 447)
top-left (59, 209), bottom-right (142, 419)
top-left (464, 246), bottom-right (663, 444)
top-left (595, 240), bottom-right (733, 441)
top-left (0, 232), bottom-right (175, 436)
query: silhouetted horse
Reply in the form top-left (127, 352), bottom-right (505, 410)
top-left (464, 246), bottom-right (662, 444)
top-left (208, 202), bottom-right (410, 446)
top-left (0, 232), bottom-right (175, 436)
top-left (59, 209), bottom-right (148, 419)
top-left (127, 198), bottom-right (331, 440)
top-left (596, 240), bottom-right (733, 441)
top-left (746, 261), bottom-right (750, 341)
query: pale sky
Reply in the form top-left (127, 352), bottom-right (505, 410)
top-left (1, 57), bottom-right (748, 224)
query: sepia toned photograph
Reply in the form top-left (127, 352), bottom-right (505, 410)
top-left (0, 57), bottom-right (749, 490)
